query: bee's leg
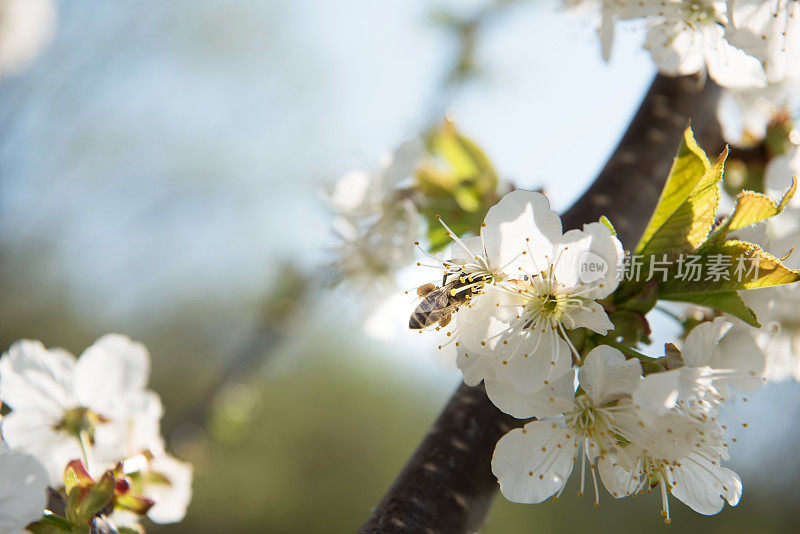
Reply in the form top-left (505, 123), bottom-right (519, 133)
top-left (438, 314), bottom-right (452, 328)
top-left (417, 283), bottom-right (436, 297)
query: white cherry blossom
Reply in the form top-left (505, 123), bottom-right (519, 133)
top-left (726, 0), bottom-right (800, 83)
top-left (589, 0), bottom-right (768, 87)
top-left (0, 335), bottom-right (160, 484)
top-left (718, 83), bottom-right (798, 145)
top-left (327, 137), bottom-right (424, 292)
top-left (0, 441), bottom-right (48, 533)
top-left (454, 191), bottom-right (623, 393)
top-left (112, 452), bottom-right (193, 527)
top-left (632, 317), bottom-right (765, 418)
top-left (327, 138), bottom-right (423, 222)
top-left (599, 412), bottom-right (740, 522)
top-left (491, 346), bottom-right (642, 505)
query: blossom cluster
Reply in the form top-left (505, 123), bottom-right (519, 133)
top-left (569, 0), bottom-right (800, 88)
top-left (413, 189), bottom-right (781, 521)
top-left (563, 0), bottom-right (800, 148)
top-left (0, 335), bottom-right (192, 532)
top-left (325, 138), bottom-right (425, 294)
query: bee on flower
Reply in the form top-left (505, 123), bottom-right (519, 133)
top-left (439, 190), bottom-right (624, 394)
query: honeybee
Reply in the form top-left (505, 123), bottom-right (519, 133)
top-left (408, 271), bottom-right (490, 329)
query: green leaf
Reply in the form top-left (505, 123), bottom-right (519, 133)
top-left (716, 176), bottom-right (797, 236)
top-left (115, 492), bottom-right (156, 515)
top-left (638, 145), bottom-right (727, 255)
top-left (635, 127), bottom-right (711, 253)
top-left (430, 118), bottom-right (497, 187)
top-left (418, 118), bottom-right (498, 200)
top-left (656, 240), bottom-right (800, 322)
top-left (27, 523), bottom-right (70, 534)
top-left (618, 280), bottom-right (659, 314)
top-left (662, 291), bottom-right (759, 327)
top-left (416, 119), bottom-right (501, 252)
top-left (67, 472), bottom-right (115, 525)
top-left (27, 512), bottom-right (75, 534)
top-left (599, 215), bottom-right (616, 236)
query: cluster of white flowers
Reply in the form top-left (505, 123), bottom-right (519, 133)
top-left (569, 0), bottom-right (800, 88)
top-left (416, 191), bottom-right (622, 394)
top-left (0, 334), bottom-right (192, 530)
top-left (415, 190), bottom-right (769, 521)
top-left (326, 138), bottom-right (424, 294)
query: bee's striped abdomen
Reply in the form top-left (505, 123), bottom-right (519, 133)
top-left (409, 289), bottom-right (451, 329)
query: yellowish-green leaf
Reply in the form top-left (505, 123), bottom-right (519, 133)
top-left (70, 472), bottom-right (115, 525)
top-left (599, 215), bottom-right (617, 236)
top-left (416, 119), bottom-right (500, 252)
top-left (453, 184), bottom-right (481, 212)
top-left (636, 127), bottom-right (710, 253)
top-left (724, 176), bottom-right (797, 233)
top-left (662, 291), bottom-right (759, 327)
top-left (423, 118), bottom-right (498, 196)
top-left (638, 146), bottom-right (727, 255)
top-left (658, 240), bottom-right (800, 298)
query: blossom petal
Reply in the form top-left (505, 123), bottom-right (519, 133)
top-left (485, 369), bottom-right (576, 419)
top-left (632, 370), bottom-right (683, 417)
top-left (145, 454), bottom-right (194, 524)
top-left (456, 348), bottom-right (494, 387)
top-left (481, 190), bottom-right (562, 275)
top-left (493, 333), bottom-right (572, 393)
top-left (0, 450), bottom-right (49, 531)
top-left (2, 410), bottom-right (82, 484)
top-left (671, 454), bottom-right (742, 515)
top-left (644, 22), bottom-right (705, 76)
top-left (554, 222), bottom-right (623, 299)
top-left (702, 24), bottom-right (768, 88)
top-left (379, 137), bottom-right (424, 186)
top-left (597, 454), bottom-right (640, 499)
top-left (0, 340), bottom-right (76, 415)
top-left (492, 421), bottom-right (575, 504)
top-left (565, 300), bottom-right (613, 335)
top-left (714, 323), bottom-right (766, 393)
top-left (682, 317), bottom-right (732, 368)
top-left (578, 345), bottom-right (642, 405)
top-left (75, 334), bottom-right (150, 416)
top-left (456, 284), bottom-right (521, 352)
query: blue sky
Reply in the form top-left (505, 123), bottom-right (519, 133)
top-left (0, 0), bottom-right (654, 318)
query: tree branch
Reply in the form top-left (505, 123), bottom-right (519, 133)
top-left (358, 73), bottom-right (723, 534)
